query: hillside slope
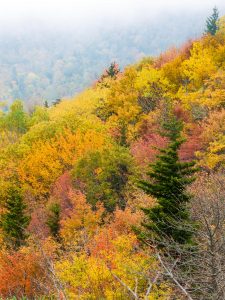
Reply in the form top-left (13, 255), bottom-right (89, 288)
top-left (0, 17), bottom-right (225, 299)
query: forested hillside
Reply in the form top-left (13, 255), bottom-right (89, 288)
top-left (0, 10), bottom-right (216, 105)
top-left (1, 12), bottom-right (225, 300)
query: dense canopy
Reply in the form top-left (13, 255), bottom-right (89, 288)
top-left (0, 14), bottom-right (225, 299)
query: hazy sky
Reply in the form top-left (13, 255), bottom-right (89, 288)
top-left (1, 0), bottom-right (225, 28)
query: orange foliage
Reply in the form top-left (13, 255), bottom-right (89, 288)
top-left (0, 249), bottom-right (47, 299)
top-left (108, 208), bottom-right (143, 235)
top-left (18, 129), bottom-right (107, 198)
top-left (89, 207), bottom-right (142, 258)
top-left (60, 190), bottom-right (104, 248)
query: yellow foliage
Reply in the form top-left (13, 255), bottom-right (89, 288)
top-left (49, 87), bottom-right (108, 121)
top-left (135, 66), bottom-right (172, 98)
top-left (57, 233), bottom-right (167, 299)
top-left (179, 71), bottom-right (225, 110)
top-left (104, 67), bottom-right (140, 125)
top-left (18, 129), bottom-right (109, 198)
top-left (1, 24), bottom-right (225, 299)
top-left (182, 40), bottom-right (217, 89)
top-left (162, 55), bottom-right (185, 92)
top-left (195, 110), bottom-right (225, 169)
top-left (197, 134), bottom-right (225, 169)
top-left (57, 254), bottom-right (113, 299)
top-left (60, 191), bottom-right (104, 249)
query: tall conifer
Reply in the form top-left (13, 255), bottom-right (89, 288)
top-left (206, 7), bottom-right (219, 36)
top-left (139, 113), bottom-right (197, 246)
top-left (0, 187), bottom-right (30, 249)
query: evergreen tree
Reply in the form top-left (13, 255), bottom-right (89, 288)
top-left (205, 7), bottom-right (219, 36)
top-left (44, 100), bottom-right (49, 108)
top-left (118, 121), bottom-right (128, 147)
top-left (53, 98), bottom-right (61, 106)
top-left (46, 203), bottom-right (60, 240)
top-left (106, 62), bottom-right (120, 78)
top-left (138, 114), bottom-right (197, 246)
top-left (0, 187), bottom-right (30, 249)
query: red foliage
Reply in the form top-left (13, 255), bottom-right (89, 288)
top-left (133, 104), bottom-right (202, 164)
top-left (154, 47), bottom-right (180, 69)
top-left (132, 124), bottom-right (202, 165)
top-left (179, 39), bottom-right (194, 58)
top-left (28, 172), bottom-right (74, 239)
top-left (28, 206), bottom-right (49, 239)
top-left (154, 39), bottom-right (193, 69)
top-left (131, 133), bottom-right (167, 166)
top-left (179, 124), bottom-right (204, 161)
top-left (173, 104), bottom-right (190, 123)
top-left (50, 171), bottom-right (74, 218)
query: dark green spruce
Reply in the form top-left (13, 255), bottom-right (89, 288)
top-left (205, 7), bottom-right (219, 36)
top-left (0, 187), bottom-right (30, 249)
top-left (138, 114), bottom-right (198, 246)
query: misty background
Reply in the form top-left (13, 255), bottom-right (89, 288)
top-left (0, 0), bottom-right (225, 105)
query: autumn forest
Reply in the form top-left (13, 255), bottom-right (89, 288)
top-left (0, 7), bottom-right (225, 300)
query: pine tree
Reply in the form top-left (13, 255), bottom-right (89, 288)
top-left (138, 114), bottom-right (197, 246)
top-left (0, 187), bottom-right (30, 249)
top-left (205, 7), bottom-right (219, 36)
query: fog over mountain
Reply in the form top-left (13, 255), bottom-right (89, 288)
top-left (0, 0), bottom-right (225, 105)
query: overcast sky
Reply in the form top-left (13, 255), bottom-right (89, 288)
top-left (0, 0), bottom-right (225, 29)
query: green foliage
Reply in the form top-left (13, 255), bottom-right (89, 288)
top-left (46, 203), bottom-right (61, 240)
top-left (118, 121), bottom-right (128, 147)
top-left (206, 7), bottom-right (219, 36)
top-left (138, 114), bottom-right (197, 246)
top-left (7, 101), bottom-right (28, 133)
top-left (1, 17), bottom-right (225, 299)
top-left (0, 187), bottom-right (30, 249)
top-left (73, 146), bottom-right (134, 212)
top-left (0, 100), bottom-right (28, 134)
top-left (28, 106), bottom-right (49, 127)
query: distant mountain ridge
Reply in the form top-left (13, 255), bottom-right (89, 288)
top-left (0, 10), bottom-right (222, 106)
